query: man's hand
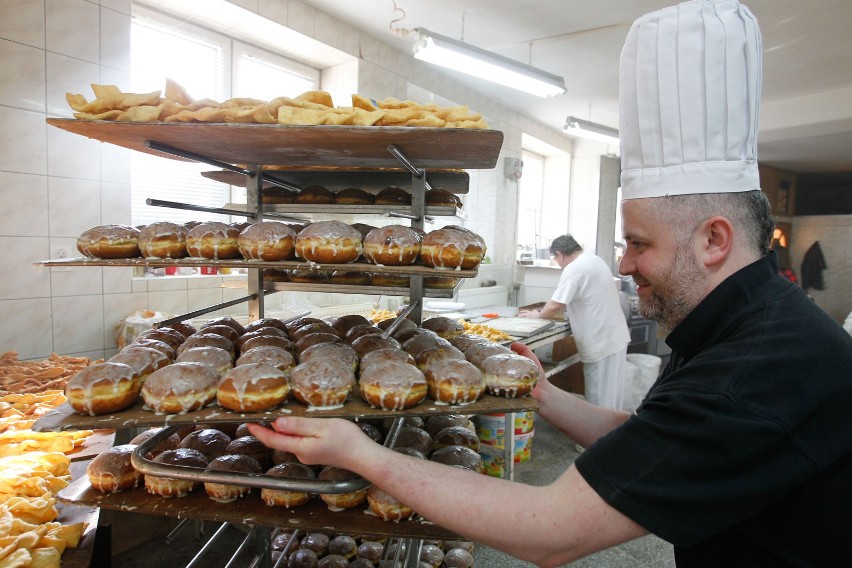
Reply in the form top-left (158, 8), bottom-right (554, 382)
top-left (247, 417), bottom-right (370, 470)
top-left (518, 309), bottom-right (540, 318)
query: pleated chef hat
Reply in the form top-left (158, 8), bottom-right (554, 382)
top-left (619, 0), bottom-right (762, 200)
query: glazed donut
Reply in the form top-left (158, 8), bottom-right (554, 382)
top-left (295, 220), bottom-right (363, 264)
top-left (344, 324), bottom-right (383, 344)
top-left (130, 427), bottom-right (181, 458)
top-left (195, 324), bottom-right (241, 345)
top-left (185, 221), bottom-right (241, 259)
top-left (76, 224), bottom-right (140, 259)
top-left (66, 362), bottom-right (141, 416)
top-left (375, 186), bottom-right (411, 205)
top-left (358, 542), bottom-right (386, 565)
top-left (424, 414), bottom-right (476, 438)
top-left (350, 334), bottom-right (401, 358)
top-left (294, 332), bottom-right (342, 354)
top-left (415, 345), bottom-right (466, 372)
top-left (359, 423), bottom-right (384, 444)
top-left (135, 327), bottom-right (185, 352)
top-left (448, 334), bottom-right (490, 353)
top-left (349, 558), bottom-right (376, 568)
top-left (402, 333), bottom-right (451, 358)
top-left (243, 318), bottom-right (288, 334)
top-left (87, 444), bottom-right (141, 493)
top-left (367, 485), bottom-right (415, 521)
top-left (183, 221), bottom-right (202, 231)
top-left (443, 548), bottom-right (476, 568)
top-left (318, 466), bottom-right (367, 510)
top-left (127, 338), bottom-right (175, 361)
top-left (332, 313), bottom-right (371, 333)
top-left (463, 342), bottom-right (513, 369)
top-left (376, 317), bottom-right (417, 336)
top-left (216, 363), bottom-right (290, 412)
top-left (329, 271), bottom-right (372, 286)
top-left (178, 428), bottom-right (231, 461)
top-left (287, 268), bottom-right (330, 283)
top-left (420, 227), bottom-right (486, 270)
top-left (237, 221), bottom-right (296, 261)
top-left (289, 322), bottom-right (339, 342)
top-left (144, 448), bottom-right (208, 498)
top-left (480, 353), bottom-right (540, 397)
top-left (230, 221), bottom-right (252, 233)
top-left (369, 273), bottom-right (410, 287)
top-left (432, 426), bottom-right (480, 453)
top-left (238, 335), bottom-right (294, 357)
top-left (359, 361), bottom-right (427, 411)
top-left (359, 347), bottom-right (415, 371)
top-left (424, 275), bottom-right (461, 290)
top-left (236, 345), bottom-right (295, 374)
top-left (236, 326), bottom-right (289, 349)
top-left (444, 541), bottom-right (476, 554)
top-left (425, 188), bottom-right (462, 208)
top-left (393, 327), bottom-right (437, 344)
top-left (194, 422), bottom-right (240, 438)
top-left (362, 225), bottom-right (421, 266)
top-left (176, 333), bottom-right (235, 359)
top-left (260, 462), bottom-right (316, 508)
top-left (203, 454), bottom-right (263, 502)
top-left (162, 322), bottom-right (197, 339)
top-left (176, 346), bottom-right (234, 375)
top-left (108, 346), bottom-right (170, 381)
top-left (225, 435), bottom-right (271, 469)
top-left (334, 187), bottom-right (375, 204)
top-left (285, 317), bottom-right (326, 335)
top-left (262, 186), bottom-right (297, 204)
top-left (430, 445), bottom-right (484, 474)
top-left (318, 555), bottom-right (349, 568)
top-left (299, 342), bottom-right (358, 373)
top-left (138, 221), bottom-right (188, 259)
top-left (328, 535), bottom-right (358, 559)
top-left (203, 316), bottom-right (245, 335)
top-left (424, 359), bottom-right (485, 405)
top-left (289, 359), bottom-right (355, 408)
top-left (141, 362), bottom-right (220, 414)
top-left (420, 316), bottom-right (465, 339)
top-left (419, 543), bottom-right (445, 568)
top-left (350, 223), bottom-right (377, 239)
top-left (294, 184), bottom-right (335, 204)
top-left (393, 426), bottom-right (433, 456)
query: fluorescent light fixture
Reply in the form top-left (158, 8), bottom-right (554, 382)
top-left (564, 116), bottom-right (620, 146)
top-left (413, 28), bottom-right (566, 98)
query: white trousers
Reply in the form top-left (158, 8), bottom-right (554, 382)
top-left (582, 349), bottom-right (627, 410)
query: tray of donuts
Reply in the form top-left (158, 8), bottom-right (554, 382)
top-left (34, 314), bottom-right (539, 432)
top-left (58, 416), bottom-right (484, 538)
top-left (39, 219), bottom-right (485, 273)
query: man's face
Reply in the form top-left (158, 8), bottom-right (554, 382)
top-left (619, 199), bottom-right (707, 330)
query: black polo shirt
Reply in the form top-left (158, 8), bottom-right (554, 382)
top-left (576, 252), bottom-right (852, 567)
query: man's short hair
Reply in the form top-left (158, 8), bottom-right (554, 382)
top-left (647, 190), bottom-right (774, 255)
top-left (550, 235), bottom-right (584, 257)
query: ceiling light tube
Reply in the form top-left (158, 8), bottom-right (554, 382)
top-left (413, 28), bottom-right (566, 98)
top-left (564, 116), bottom-right (620, 146)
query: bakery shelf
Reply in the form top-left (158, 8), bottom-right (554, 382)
top-left (33, 395), bottom-right (538, 432)
top-left (204, 168), bottom-right (471, 194)
top-left (57, 474), bottom-right (462, 541)
top-left (221, 278), bottom-right (464, 299)
top-left (33, 257), bottom-right (478, 278)
top-left (45, 119), bottom-right (503, 169)
top-left (221, 201), bottom-right (463, 218)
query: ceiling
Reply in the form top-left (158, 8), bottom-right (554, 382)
top-left (301, 0), bottom-right (852, 174)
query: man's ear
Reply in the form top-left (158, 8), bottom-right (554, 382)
top-left (700, 216), bottom-right (734, 267)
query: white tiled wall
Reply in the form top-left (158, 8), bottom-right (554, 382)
top-left (0, 0), bottom-right (578, 361)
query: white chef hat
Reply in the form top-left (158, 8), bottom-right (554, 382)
top-left (619, 0), bottom-right (762, 200)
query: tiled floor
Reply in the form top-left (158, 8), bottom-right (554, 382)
top-left (108, 417), bottom-right (675, 567)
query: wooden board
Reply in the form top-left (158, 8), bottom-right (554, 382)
top-left (58, 475), bottom-right (462, 540)
top-left (481, 317), bottom-right (555, 338)
top-left (34, 395), bottom-right (538, 432)
top-left (46, 119), bottom-right (504, 170)
top-left (66, 429), bottom-right (115, 462)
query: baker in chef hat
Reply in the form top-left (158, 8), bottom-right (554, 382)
top-left (619, 0), bottom-right (762, 199)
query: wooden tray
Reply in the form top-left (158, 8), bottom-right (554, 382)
top-left (58, 475), bottom-right (461, 540)
top-left (34, 395), bottom-right (538, 432)
top-left (66, 429), bottom-right (115, 462)
top-left (46, 120), bottom-right (504, 170)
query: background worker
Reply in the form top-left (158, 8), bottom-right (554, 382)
top-left (519, 234), bottom-right (630, 410)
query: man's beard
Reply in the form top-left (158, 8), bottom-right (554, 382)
top-left (637, 243), bottom-right (706, 331)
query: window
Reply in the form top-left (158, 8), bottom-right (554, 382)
top-left (129, 7), bottom-right (319, 225)
top-left (517, 150), bottom-right (545, 259)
